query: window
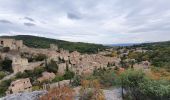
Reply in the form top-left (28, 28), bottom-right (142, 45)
top-left (1, 41), bottom-right (3, 45)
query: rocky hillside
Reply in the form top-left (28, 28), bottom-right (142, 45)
top-left (0, 35), bottom-right (107, 53)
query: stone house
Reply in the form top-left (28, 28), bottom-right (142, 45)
top-left (37, 72), bottom-right (56, 83)
top-left (49, 80), bottom-right (70, 89)
top-left (0, 38), bottom-right (23, 50)
top-left (12, 56), bottom-right (44, 73)
top-left (12, 57), bottom-right (29, 73)
top-left (50, 44), bottom-right (58, 51)
top-left (7, 78), bottom-right (32, 94)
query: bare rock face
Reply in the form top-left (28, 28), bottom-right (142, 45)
top-left (103, 88), bottom-right (122, 100)
top-left (1, 91), bottom-right (47, 100)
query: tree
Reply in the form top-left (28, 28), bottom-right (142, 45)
top-left (0, 71), bottom-right (6, 80)
top-left (35, 53), bottom-right (47, 61)
top-left (139, 79), bottom-right (170, 100)
top-left (63, 70), bottom-right (75, 80)
top-left (1, 59), bottom-right (13, 72)
top-left (71, 75), bottom-right (82, 86)
top-left (46, 60), bottom-right (58, 73)
top-left (119, 69), bottom-right (145, 100)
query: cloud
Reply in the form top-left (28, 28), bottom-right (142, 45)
top-left (0, 0), bottom-right (170, 44)
top-left (24, 17), bottom-right (34, 22)
top-left (0, 19), bottom-right (12, 24)
top-left (67, 12), bottom-right (82, 20)
top-left (24, 23), bottom-right (36, 27)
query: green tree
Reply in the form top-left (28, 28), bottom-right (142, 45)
top-left (120, 69), bottom-right (145, 100)
top-left (2, 59), bottom-right (13, 72)
top-left (0, 71), bottom-right (6, 79)
top-left (139, 79), bottom-right (170, 100)
top-left (71, 75), bottom-right (82, 86)
top-left (46, 60), bottom-right (58, 73)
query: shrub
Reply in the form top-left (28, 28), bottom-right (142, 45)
top-left (1, 59), bottom-right (13, 73)
top-left (79, 80), bottom-right (105, 100)
top-left (63, 70), bottom-right (75, 80)
top-left (35, 53), bottom-right (47, 61)
top-left (2, 47), bottom-right (10, 52)
top-left (71, 75), bottom-right (82, 86)
top-left (119, 69), bottom-right (145, 99)
top-left (139, 79), bottom-right (170, 100)
top-left (0, 79), bottom-right (13, 97)
top-left (52, 76), bottom-right (64, 82)
top-left (0, 71), bottom-right (6, 80)
top-left (46, 60), bottom-right (58, 73)
top-left (40, 86), bottom-right (74, 100)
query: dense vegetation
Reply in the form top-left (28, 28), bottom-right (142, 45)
top-left (0, 35), bottom-right (107, 53)
top-left (120, 69), bottom-right (170, 100)
top-left (126, 41), bottom-right (170, 68)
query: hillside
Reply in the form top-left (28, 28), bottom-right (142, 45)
top-left (0, 35), bottom-right (107, 53)
top-left (130, 41), bottom-right (170, 68)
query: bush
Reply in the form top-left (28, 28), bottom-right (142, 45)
top-left (40, 86), bottom-right (74, 100)
top-left (35, 54), bottom-right (47, 61)
top-left (0, 79), bottom-right (13, 97)
top-left (139, 79), bottom-right (170, 100)
top-left (2, 47), bottom-right (10, 52)
top-left (119, 69), bottom-right (170, 100)
top-left (71, 75), bottom-right (82, 86)
top-left (1, 59), bottom-right (13, 73)
top-left (0, 71), bottom-right (6, 79)
top-left (79, 80), bottom-right (105, 100)
top-left (120, 69), bottom-right (145, 99)
top-left (52, 76), bottom-right (64, 82)
top-left (92, 68), bottom-right (118, 87)
top-left (63, 70), bottom-right (75, 80)
top-left (46, 60), bottom-right (58, 73)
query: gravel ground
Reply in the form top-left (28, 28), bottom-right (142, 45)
top-left (0, 91), bottom-right (47, 100)
top-left (0, 88), bottom-right (122, 100)
top-left (103, 88), bottom-right (122, 100)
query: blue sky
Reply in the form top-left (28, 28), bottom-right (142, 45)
top-left (0, 0), bottom-right (170, 44)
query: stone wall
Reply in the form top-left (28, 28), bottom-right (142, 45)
top-left (0, 39), bottom-right (23, 50)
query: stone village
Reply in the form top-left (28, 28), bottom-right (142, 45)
top-left (0, 38), bottom-right (150, 95)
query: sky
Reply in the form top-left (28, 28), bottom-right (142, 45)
top-left (0, 0), bottom-right (170, 44)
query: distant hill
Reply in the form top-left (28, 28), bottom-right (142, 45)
top-left (133, 41), bottom-right (170, 50)
top-left (0, 35), bottom-right (107, 53)
top-left (105, 43), bottom-right (141, 47)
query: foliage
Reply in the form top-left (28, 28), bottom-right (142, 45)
top-left (0, 71), bottom-right (6, 80)
top-left (92, 68), bottom-right (118, 87)
top-left (71, 75), bottom-right (82, 86)
top-left (120, 69), bottom-right (170, 100)
top-left (119, 69), bottom-right (145, 99)
top-left (139, 79), bottom-right (170, 100)
top-left (1, 47), bottom-right (10, 52)
top-left (131, 41), bottom-right (170, 68)
top-left (35, 54), bottom-right (47, 61)
top-left (46, 60), bottom-right (58, 73)
top-left (15, 67), bottom-right (45, 83)
top-left (0, 79), bottom-right (13, 97)
top-left (40, 86), bottom-right (75, 100)
top-left (21, 53), bottom-right (47, 62)
top-left (63, 70), bottom-right (75, 80)
top-left (1, 35), bottom-right (107, 54)
top-left (0, 59), bottom-right (13, 73)
top-left (32, 86), bottom-right (42, 91)
top-left (52, 75), bottom-right (64, 82)
top-left (79, 79), bottom-right (105, 100)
